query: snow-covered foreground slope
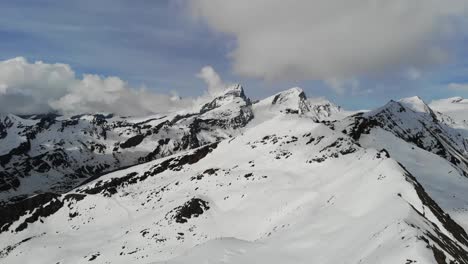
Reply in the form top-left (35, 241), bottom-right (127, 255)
top-left (359, 129), bottom-right (468, 231)
top-left (2, 109), bottom-right (468, 263)
top-left (3, 89), bottom-right (468, 263)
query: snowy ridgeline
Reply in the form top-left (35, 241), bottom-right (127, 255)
top-left (1, 86), bottom-right (468, 263)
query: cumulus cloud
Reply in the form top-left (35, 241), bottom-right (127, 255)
top-left (196, 66), bottom-right (228, 95)
top-left (0, 57), bottom-right (74, 114)
top-left (49, 74), bottom-right (191, 116)
top-left (190, 0), bottom-right (467, 84)
top-left (0, 57), bottom-right (218, 116)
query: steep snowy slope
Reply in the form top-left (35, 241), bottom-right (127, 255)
top-left (340, 96), bottom-right (468, 177)
top-left (1, 110), bottom-right (468, 263)
top-left (337, 96), bottom-right (468, 231)
top-left (359, 129), bottom-right (468, 231)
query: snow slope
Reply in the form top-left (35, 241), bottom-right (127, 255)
top-left (337, 95), bottom-right (468, 235)
top-left (1, 89), bottom-right (468, 264)
top-left (340, 97), bottom-right (468, 177)
top-left (430, 97), bottom-right (468, 128)
top-left (1, 102), bottom-right (468, 263)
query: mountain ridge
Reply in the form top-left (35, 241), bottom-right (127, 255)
top-left (0, 85), bottom-right (344, 205)
top-left (1, 88), bottom-right (468, 263)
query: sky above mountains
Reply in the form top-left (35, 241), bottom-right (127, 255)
top-left (0, 0), bottom-right (467, 114)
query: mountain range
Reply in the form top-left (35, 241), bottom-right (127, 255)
top-left (1, 85), bottom-right (468, 263)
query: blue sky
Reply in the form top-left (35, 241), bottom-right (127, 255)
top-left (0, 0), bottom-right (467, 110)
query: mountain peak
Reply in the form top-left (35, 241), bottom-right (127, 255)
top-left (223, 83), bottom-right (244, 94)
top-left (397, 96), bottom-right (431, 113)
top-left (449, 96), bottom-right (464, 103)
top-left (199, 84), bottom-right (251, 117)
top-left (265, 87), bottom-right (309, 114)
top-left (208, 84), bottom-right (246, 99)
top-left (228, 83), bottom-right (243, 92)
top-left (272, 87), bottom-right (306, 102)
top-left (364, 96), bottom-right (440, 127)
top-left (286, 86), bottom-right (305, 94)
top-left (398, 95), bottom-right (425, 105)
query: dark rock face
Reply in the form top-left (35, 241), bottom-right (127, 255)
top-left (78, 143), bottom-right (218, 196)
top-left (0, 235), bottom-right (35, 258)
top-left (120, 134), bottom-right (146, 149)
top-left (305, 136), bottom-right (358, 163)
top-left (0, 116), bottom-right (13, 140)
top-left (0, 171), bottom-right (20, 192)
top-left (0, 192), bottom-right (61, 233)
top-left (14, 196), bottom-right (63, 232)
top-left (80, 172), bottom-right (139, 196)
top-left (0, 192), bottom-right (88, 234)
top-left (0, 140), bottom-right (31, 166)
top-left (345, 113), bottom-right (381, 141)
top-left (173, 198), bottom-right (210, 224)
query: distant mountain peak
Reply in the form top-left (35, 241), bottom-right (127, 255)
top-left (369, 96), bottom-right (433, 118)
top-left (209, 84), bottom-right (246, 99)
top-left (449, 96), bottom-right (464, 103)
top-left (398, 96), bottom-right (431, 113)
top-left (264, 87), bottom-right (309, 114)
top-left (199, 84), bottom-right (251, 115)
top-left (271, 87), bottom-right (306, 102)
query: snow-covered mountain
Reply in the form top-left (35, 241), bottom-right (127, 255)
top-left (0, 85), bottom-right (252, 205)
top-left (0, 85), bottom-right (344, 206)
top-left (1, 88), bottom-right (468, 264)
top-left (340, 96), bottom-right (468, 176)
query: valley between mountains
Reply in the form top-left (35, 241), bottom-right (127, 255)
top-left (2, 85), bottom-right (468, 263)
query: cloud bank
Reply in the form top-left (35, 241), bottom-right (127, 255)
top-left (448, 83), bottom-right (468, 91)
top-left (0, 57), bottom-right (221, 116)
top-left (190, 0), bottom-right (467, 82)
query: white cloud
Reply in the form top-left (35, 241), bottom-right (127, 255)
top-left (190, 0), bottom-right (467, 84)
top-left (0, 57), bottom-right (75, 114)
top-left (324, 78), bottom-right (360, 95)
top-left (448, 83), bottom-right (468, 91)
top-left (196, 66), bottom-right (228, 95)
top-left (0, 57), bottom-right (219, 116)
top-left (49, 74), bottom-right (192, 116)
